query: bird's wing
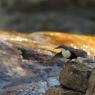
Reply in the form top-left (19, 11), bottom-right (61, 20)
top-left (70, 48), bottom-right (87, 57)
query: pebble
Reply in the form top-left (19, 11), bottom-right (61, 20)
top-left (37, 81), bottom-right (48, 93)
top-left (47, 77), bottom-right (60, 87)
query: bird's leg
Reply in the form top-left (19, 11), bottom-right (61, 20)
top-left (65, 59), bottom-right (72, 64)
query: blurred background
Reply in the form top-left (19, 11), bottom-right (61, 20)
top-left (0, 0), bottom-right (95, 34)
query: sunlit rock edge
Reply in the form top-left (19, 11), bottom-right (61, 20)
top-left (0, 31), bottom-right (95, 55)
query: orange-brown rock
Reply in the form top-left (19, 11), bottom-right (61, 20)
top-left (0, 31), bottom-right (95, 55)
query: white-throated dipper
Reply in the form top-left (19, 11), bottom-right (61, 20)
top-left (54, 45), bottom-right (87, 60)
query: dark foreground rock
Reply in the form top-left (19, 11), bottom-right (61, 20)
top-left (45, 86), bottom-right (83, 95)
top-left (59, 62), bottom-right (91, 92)
top-left (45, 58), bottom-right (95, 95)
top-left (0, 39), bottom-right (61, 94)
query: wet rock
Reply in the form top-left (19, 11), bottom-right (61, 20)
top-left (45, 86), bottom-right (84, 95)
top-left (47, 77), bottom-right (60, 87)
top-left (0, 33), bottom-right (65, 94)
top-left (59, 61), bottom-right (94, 92)
top-left (0, 38), bottom-right (27, 91)
top-left (0, 40), bottom-right (25, 82)
top-left (0, 32), bottom-right (94, 55)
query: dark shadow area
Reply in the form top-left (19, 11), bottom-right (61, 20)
top-left (0, 0), bottom-right (95, 35)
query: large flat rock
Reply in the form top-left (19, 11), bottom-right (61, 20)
top-left (0, 32), bottom-right (94, 55)
top-left (0, 41), bottom-right (26, 88)
top-left (0, 31), bottom-right (95, 95)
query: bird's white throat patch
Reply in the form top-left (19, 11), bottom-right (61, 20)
top-left (61, 48), bottom-right (71, 58)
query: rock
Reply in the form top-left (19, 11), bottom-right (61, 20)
top-left (59, 61), bottom-right (93, 92)
top-left (45, 86), bottom-right (84, 95)
top-left (0, 31), bottom-right (95, 95)
top-left (47, 77), bottom-right (60, 87)
top-left (45, 57), bottom-right (95, 95)
top-left (0, 32), bottom-right (65, 94)
top-left (18, 47), bottom-right (53, 65)
top-left (0, 31), bottom-right (95, 55)
top-left (45, 86), bottom-right (64, 95)
top-left (0, 40), bottom-right (58, 94)
top-left (85, 69), bottom-right (95, 95)
top-left (0, 40), bottom-right (25, 79)
top-left (1, 82), bottom-right (48, 95)
top-left (0, 40), bottom-right (28, 89)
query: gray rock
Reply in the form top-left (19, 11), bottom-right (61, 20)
top-left (37, 81), bottom-right (48, 93)
top-left (0, 41), bottom-right (24, 79)
top-left (0, 32), bottom-right (95, 95)
top-left (1, 81), bottom-right (48, 95)
top-left (0, 39), bottom-right (63, 94)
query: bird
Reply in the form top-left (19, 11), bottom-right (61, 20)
top-left (54, 44), bottom-right (87, 60)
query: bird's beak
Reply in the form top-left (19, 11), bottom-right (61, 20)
top-left (55, 47), bottom-right (59, 49)
top-left (54, 46), bottom-right (62, 52)
top-left (55, 46), bottom-right (61, 49)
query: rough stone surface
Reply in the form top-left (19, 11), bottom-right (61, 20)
top-left (0, 40), bottom-right (32, 90)
top-left (85, 69), bottom-right (95, 95)
top-left (0, 32), bottom-right (95, 95)
top-left (1, 82), bottom-right (48, 95)
top-left (0, 41), bottom-right (25, 80)
top-left (0, 32), bottom-right (94, 55)
top-left (45, 86), bottom-right (67, 95)
top-left (45, 57), bottom-right (95, 95)
top-left (0, 37), bottom-right (62, 94)
top-left (59, 62), bottom-right (94, 92)
top-left (45, 86), bottom-right (84, 95)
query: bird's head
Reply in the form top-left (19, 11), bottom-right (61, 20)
top-left (55, 45), bottom-right (71, 58)
top-left (55, 45), bottom-right (69, 50)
